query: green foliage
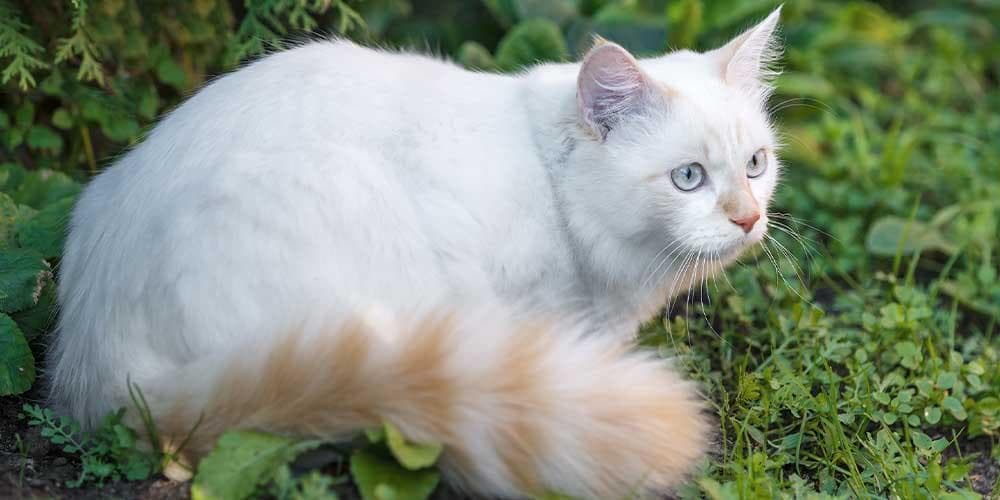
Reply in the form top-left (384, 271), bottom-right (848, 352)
top-left (381, 422), bottom-right (443, 470)
top-left (1, 0), bottom-right (998, 497)
top-left (495, 19), bottom-right (568, 71)
top-left (350, 447), bottom-right (439, 500)
top-left (55, 0), bottom-right (106, 86)
top-left (270, 466), bottom-right (343, 500)
top-left (350, 423), bottom-right (444, 500)
top-left (21, 403), bottom-right (159, 487)
top-left (0, 313), bottom-right (34, 394)
top-left (0, 163), bottom-right (77, 395)
top-left (349, 422), bottom-right (443, 499)
top-left (192, 431), bottom-right (326, 500)
top-left (0, 248), bottom-right (51, 315)
top-left (194, 422), bottom-right (443, 500)
top-left (0, 2), bottom-right (49, 90)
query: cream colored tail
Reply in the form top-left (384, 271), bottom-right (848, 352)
top-left (143, 311), bottom-right (710, 499)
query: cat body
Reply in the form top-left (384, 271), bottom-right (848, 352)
top-left (50, 8), bottom-right (783, 498)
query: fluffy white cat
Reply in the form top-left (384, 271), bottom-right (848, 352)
top-left (50, 7), bottom-right (783, 498)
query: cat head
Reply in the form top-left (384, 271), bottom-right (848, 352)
top-left (566, 7), bottom-right (783, 277)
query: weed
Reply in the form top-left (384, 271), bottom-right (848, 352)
top-left (20, 404), bottom-right (158, 487)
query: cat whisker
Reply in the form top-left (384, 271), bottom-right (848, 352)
top-left (769, 220), bottom-right (820, 260)
top-left (640, 239), bottom-right (688, 290)
top-left (764, 233), bottom-right (810, 290)
top-left (774, 131), bottom-right (817, 158)
top-left (771, 212), bottom-right (839, 243)
top-left (640, 240), bottom-right (681, 280)
top-left (655, 245), bottom-right (693, 294)
top-left (683, 250), bottom-right (700, 342)
top-left (761, 237), bottom-right (813, 306)
top-left (769, 97), bottom-right (838, 117)
top-left (716, 250), bottom-right (738, 292)
top-left (710, 251), bottom-right (723, 295)
top-left (663, 251), bottom-right (695, 339)
top-left (697, 254), bottom-right (721, 339)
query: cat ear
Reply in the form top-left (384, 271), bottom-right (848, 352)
top-left (711, 6), bottom-right (783, 95)
top-left (577, 41), bottom-right (652, 140)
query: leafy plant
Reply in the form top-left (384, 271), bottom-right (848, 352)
top-left (192, 431), bottom-right (327, 500)
top-left (20, 404), bottom-right (159, 487)
top-left (194, 422), bottom-right (444, 500)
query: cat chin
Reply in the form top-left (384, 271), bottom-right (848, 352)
top-left (718, 232), bottom-right (765, 261)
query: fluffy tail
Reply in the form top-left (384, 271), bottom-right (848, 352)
top-left (141, 311), bottom-right (710, 499)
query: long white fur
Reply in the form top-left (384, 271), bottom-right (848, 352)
top-left (49, 7), bottom-right (784, 496)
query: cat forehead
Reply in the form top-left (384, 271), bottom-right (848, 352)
top-left (639, 50), bottom-right (767, 114)
top-left (639, 50), bottom-right (718, 88)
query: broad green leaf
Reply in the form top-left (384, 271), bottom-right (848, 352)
top-left (0, 249), bottom-right (51, 313)
top-left (0, 312), bottom-right (36, 395)
top-left (941, 396), bottom-right (967, 421)
top-left (865, 216), bottom-right (957, 257)
top-left (15, 195), bottom-right (77, 259)
top-left (0, 193), bottom-right (20, 248)
top-left (457, 41), bottom-right (498, 71)
top-left (12, 280), bottom-right (56, 341)
top-left (156, 56), bottom-right (188, 90)
top-left (911, 431), bottom-right (932, 450)
top-left (51, 108), bottom-right (74, 130)
top-left (26, 125), bottom-right (64, 152)
top-left (192, 431), bottom-right (324, 500)
top-left (13, 170), bottom-right (82, 210)
top-left (936, 372), bottom-right (957, 390)
top-left (383, 422), bottom-right (442, 470)
top-left (101, 115), bottom-right (141, 142)
top-left (350, 447), bottom-right (439, 500)
top-left (4, 129), bottom-right (24, 151)
top-left (496, 19), bottom-right (568, 71)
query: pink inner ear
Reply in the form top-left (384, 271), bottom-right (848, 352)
top-left (577, 43), bottom-right (648, 139)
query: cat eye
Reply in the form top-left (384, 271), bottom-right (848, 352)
top-left (670, 163), bottom-right (706, 192)
top-left (747, 148), bottom-right (767, 178)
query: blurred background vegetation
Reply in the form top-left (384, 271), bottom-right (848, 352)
top-left (1, 0), bottom-right (999, 497)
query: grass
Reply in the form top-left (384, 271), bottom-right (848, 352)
top-left (655, 3), bottom-right (1000, 496)
top-left (1, 0), bottom-right (999, 498)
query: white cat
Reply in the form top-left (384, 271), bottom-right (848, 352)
top-left (49, 7), bottom-right (783, 498)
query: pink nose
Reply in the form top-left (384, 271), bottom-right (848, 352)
top-left (730, 212), bottom-right (760, 233)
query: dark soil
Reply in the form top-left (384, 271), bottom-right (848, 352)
top-left (950, 436), bottom-right (999, 497)
top-left (0, 390), bottom-right (188, 499)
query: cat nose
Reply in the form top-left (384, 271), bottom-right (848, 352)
top-left (730, 212), bottom-right (760, 233)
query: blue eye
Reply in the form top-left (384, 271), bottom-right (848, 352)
top-left (747, 148), bottom-right (767, 178)
top-left (670, 163), bottom-right (706, 191)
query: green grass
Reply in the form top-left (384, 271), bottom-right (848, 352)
top-left (1, 0), bottom-right (999, 498)
top-left (655, 3), bottom-right (1000, 496)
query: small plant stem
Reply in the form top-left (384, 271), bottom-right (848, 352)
top-left (80, 123), bottom-right (96, 174)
